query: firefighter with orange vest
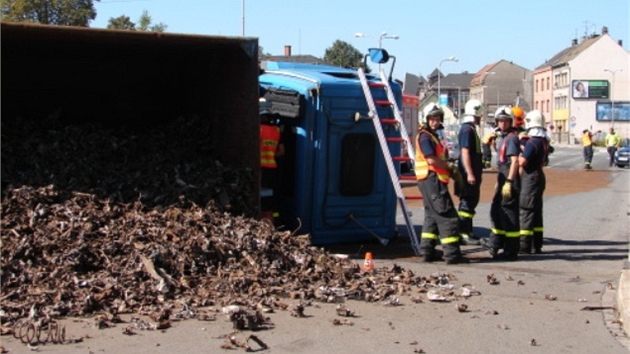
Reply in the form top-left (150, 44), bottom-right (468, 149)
top-left (481, 106), bottom-right (521, 261)
top-left (415, 103), bottom-right (469, 264)
top-left (259, 98), bottom-right (284, 223)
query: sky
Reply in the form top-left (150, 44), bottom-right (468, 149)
top-left (91, 0), bottom-right (629, 81)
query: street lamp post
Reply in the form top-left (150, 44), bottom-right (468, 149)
top-left (604, 68), bottom-right (623, 128)
top-left (437, 56), bottom-right (458, 104)
top-left (355, 32), bottom-right (399, 71)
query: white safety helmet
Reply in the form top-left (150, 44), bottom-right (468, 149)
top-left (525, 110), bottom-right (545, 130)
top-left (422, 103), bottom-right (444, 123)
top-left (259, 98), bottom-right (272, 115)
top-left (494, 106), bottom-right (514, 123)
top-left (464, 99), bottom-right (484, 117)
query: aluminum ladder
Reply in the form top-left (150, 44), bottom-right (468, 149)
top-left (357, 67), bottom-right (421, 256)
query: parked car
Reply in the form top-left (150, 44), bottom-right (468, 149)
top-left (613, 139), bottom-right (630, 168)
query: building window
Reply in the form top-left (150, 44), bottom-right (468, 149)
top-left (535, 79), bottom-right (539, 92)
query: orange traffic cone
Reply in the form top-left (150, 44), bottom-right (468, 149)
top-left (363, 252), bottom-right (374, 271)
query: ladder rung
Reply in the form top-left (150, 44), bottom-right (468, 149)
top-left (374, 100), bottom-right (392, 106)
top-left (387, 137), bottom-right (405, 142)
top-left (405, 195), bottom-right (423, 200)
top-left (368, 82), bottom-right (387, 88)
top-left (393, 156), bottom-right (412, 162)
top-left (380, 118), bottom-right (397, 125)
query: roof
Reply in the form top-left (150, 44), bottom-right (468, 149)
top-left (440, 73), bottom-right (474, 89)
top-left (262, 55), bottom-right (330, 66)
top-left (535, 35), bottom-right (601, 70)
top-left (470, 62), bottom-right (499, 86)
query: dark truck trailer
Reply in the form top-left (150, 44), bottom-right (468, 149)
top-left (1, 22), bottom-right (261, 215)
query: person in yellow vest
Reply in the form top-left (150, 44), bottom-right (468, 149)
top-left (581, 129), bottom-right (594, 170)
top-left (415, 103), bottom-right (469, 265)
top-left (259, 98), bottom-right (285, 223)
top-left (605, 127), bottom-right (621, 167)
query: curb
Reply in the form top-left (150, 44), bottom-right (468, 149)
top-left (619, 267), bottom-right (630, 337)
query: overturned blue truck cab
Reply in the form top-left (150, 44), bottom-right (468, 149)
top-left (259, 55), bottom-right (406, 245)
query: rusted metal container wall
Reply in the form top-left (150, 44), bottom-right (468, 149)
top-left (1, 22), bottom-right (260, 214)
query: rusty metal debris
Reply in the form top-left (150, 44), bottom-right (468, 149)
top-left (221, 333), bottom-right (268, 352)
top-left (486, 274), bottom-right (500, 285)
top-left (545, 294), bottom-right (557, 301)
top-left (1, 116), bottom-right (487, 348)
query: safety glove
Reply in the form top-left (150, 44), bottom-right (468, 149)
top-left (501, 179), bottom-right (513, 199)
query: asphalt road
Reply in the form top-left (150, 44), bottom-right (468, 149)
top-left (3, 145), bottom-right (629, 354)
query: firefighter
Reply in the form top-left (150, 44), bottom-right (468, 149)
top-left (582, 129), bottom-right (594, 170)
top-left (519, 110), bottom-right (549, 254)
top-left (481, 129), bottom-right (498, 169)
top-left (481, 106), bottom-right (521, 261)
top-left (415, 103), bottom-right (469, 264)
top-left (512, 107), bottom-right (527, 137)
top-left (259, 98), bottom-right (285, 224)
top-left (456, 99), bottom-right (484, 246)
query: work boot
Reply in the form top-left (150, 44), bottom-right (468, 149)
top-left (446, 255), bottom-right (470, 265)
top-left (421, 249), bottom-right (444, 263)
top-left (493, 251), bottom-right (518, 262)
top-left (460, 234), bottom-right (481, 245)
top-left (519, 237), bottom-right (533, 254)
top-left (480, 237), bottom-right (499, 256)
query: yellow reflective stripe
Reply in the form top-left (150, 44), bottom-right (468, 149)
top-left (421, 232), bottom-right (438, 239)
top-left (534, 227), bottom-right (544, 232)
top-left (506, 231), bottom-right (521, 238)
top-left (272, 212), bottom-right (280, 217)
top-left (458, 211), bottom-right (474, 219)
top-left (520, 230), bottom-right (534, 236)
top-left (437, 172), bottom-right (450, 183)
top-left (491, 228), bottom-right (505, 235)
top-left (441, 236), bottom-right (460, 244)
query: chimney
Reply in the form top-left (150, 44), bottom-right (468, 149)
top-left (572, 38), bottom-right (578, 46)
top-left (619, 40), bottom-right (623, 47)
top-left (284, 45), bottom-right (292, 57)
top-left (602, 26), bottom-right (608, 35)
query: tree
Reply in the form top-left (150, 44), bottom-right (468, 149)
top-left (1, 0), bottom-right (97, 26)
top-left (106, 10), bottom-right (166, 32)
top-left (137, 10), bottom-right (166, 32)
top-left (106, 15), bottom-right (134, 30)
top-left (323, 40), bottom-right (370, 72)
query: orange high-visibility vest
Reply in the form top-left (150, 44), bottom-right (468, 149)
top-left (260, 125), bottom-right (281, 168)
top-left (415, 131), bottom-right (450, 184)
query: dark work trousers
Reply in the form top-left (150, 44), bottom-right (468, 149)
top-left (418, 172), bottom-right (463, 261)
top-left (519, 168), bottom-right (546, 252)
top-left (481, 144), bottom-right (492, 168)
top-left (457, 175), bottom-right (481, 238)
top-left (583, 145), bottom-right (593, 168)
top-left (607, 146), bottom-right (617, 166)
top-left (489, 165), bottom-right (520, 254)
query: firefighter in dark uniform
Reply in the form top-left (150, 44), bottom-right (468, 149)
top-left (519, 110), bottom-right (549, 254)
top-left (481, 106), bottom-right (521, 261)
top-left (456, 99), bottom-right (484, 245)
top-left (415, 103), bottom-right (469, 265)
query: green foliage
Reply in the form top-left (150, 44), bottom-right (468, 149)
top-left (0, 0), bottom-right (97, 26)
top-left (107, 10), bottom-right (167, 32)
top-left (323, 40), bottom-right (370, 72)
top-left (107, 15), bottom-right (134, 30)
